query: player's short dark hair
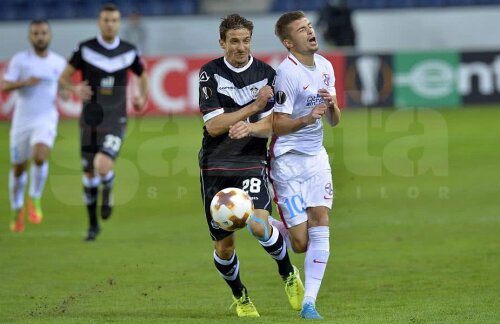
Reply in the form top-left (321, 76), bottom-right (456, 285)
top-left (30, 19), bottom-right (50, 29)
top-left (99, 3), bottom-right (120, 14)
top-left (219, 14), bottom-right (253, 41)
top-left (275, 11), bottom-right (306, 41)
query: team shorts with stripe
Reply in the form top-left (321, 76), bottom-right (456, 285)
top-left (200, 167), bottom-right (272, 241)
top-left (270, 147), bottom-right (333, 228)
top-left (10, 123), bottom-right (57, 164)
top-left (80, 125), bottom-right (125, 173)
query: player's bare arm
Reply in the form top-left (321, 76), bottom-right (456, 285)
top-left (318, 89), bottom-right (341, 126)
top-left (229, 113), bottom-right (273, 139)
top-left (132, 71), bottom-right (148, 111)
top-left (205, 85), bottom-right (273, 137)
top-left (2, 77), bottom-right (41, 92)
top-left (273, 103), bottom-right (327, 136)
top-left (58, 64), bottom-right (93, 101)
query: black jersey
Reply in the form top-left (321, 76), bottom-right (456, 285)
top-left (69, 37), bottom-right (144, 130)
top-left (198, 56), bottom-right (275, 171)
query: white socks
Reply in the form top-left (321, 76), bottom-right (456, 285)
top-left (29, 162), bottom-right (48, 199)
top-left (100, 170), bottom-right (114, 188)
top-left (303, 226), bottom-right (330, 306)
top-left (9, 170), bottom-right (27, 210)
top-left (9, 162), bottom-right (49, 210)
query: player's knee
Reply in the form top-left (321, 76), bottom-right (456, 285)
top-left (291, 237), bottom-right (308, 253)
top-left (94, 156), bottom-right (113, 177)
top-left (307, 207), bottom-right (330, 227)
top-left (32, 155), bottom-right (46, 166)
top-left (13, 163), bottom-right (27, 176)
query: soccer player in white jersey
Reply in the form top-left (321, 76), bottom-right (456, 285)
top-left (2, 20), bottom-right (67, 232)
top-left (269, 11), bottom-right (341, 319)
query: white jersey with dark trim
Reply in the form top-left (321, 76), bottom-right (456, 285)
top-left (198, 56), bottom-right (275, 170)
top-left (69, 36), bottom-right (144, 130)
top-left (271, 52), bottom-right (336, 158)
top-left (4, 50), bottom-right (66, 132)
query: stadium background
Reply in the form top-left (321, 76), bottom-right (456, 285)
top-left (0, 0), bottom-right (499, 322)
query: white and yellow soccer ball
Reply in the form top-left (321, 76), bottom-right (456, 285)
top-left (210, 187), bottom-right (254, 231)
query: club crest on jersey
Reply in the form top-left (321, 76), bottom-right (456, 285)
top-left (306, 94), bottom-right (324, 107)
top-left (322, 73), bottom-right (330, 86)
top-left (276, 91), bottom-right (287, 104)
top-left (250, 86), bottom-right (259, 98)
top-left (202, 86), bottom-right (212, 100)
top-left (199, 71), bottom-right (210, 82)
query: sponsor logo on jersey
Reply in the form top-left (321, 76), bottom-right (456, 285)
top-left (100, 76), bottom-right (115, 95)
top-left (202, 86), bottom-right (212, 100)
top-left (306, 94), bottom-right (324, 107)
top-left (199, 71), bottom-right (210, 82)
top-left (303, 84), bottom-right (310, 90)
top-left (276, 91), bottom-right (287, 104)
top-left (101, 76), bottom-right (115, 88)
top-left (218, 86), bottom-right (235, 90)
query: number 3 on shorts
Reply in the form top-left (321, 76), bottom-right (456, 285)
top-left (103, 134), bottom-right (122, 153)
top-left (242, 178), bottom-right (261, 193)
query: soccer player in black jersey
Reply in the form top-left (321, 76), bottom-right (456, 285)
top-left (198, 14), bottom-right (304, 317)
top-left (59, 4), bottom-right (148, 241)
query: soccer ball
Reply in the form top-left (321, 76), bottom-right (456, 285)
top-left (210, 188), bottom-right (254, 231)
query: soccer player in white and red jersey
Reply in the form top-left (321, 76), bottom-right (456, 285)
top-left (3, 20), bottom-right (66, 233)
top-left (269, 11), bottom-right (341, 320)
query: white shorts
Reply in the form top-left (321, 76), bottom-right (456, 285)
top-left (270, 148), bottom-right (333, 228)
top-left (10, 124), bottom-right (57, 164)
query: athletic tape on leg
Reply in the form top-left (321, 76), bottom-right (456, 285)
top-left (246, 215), bottom-right (270, 241)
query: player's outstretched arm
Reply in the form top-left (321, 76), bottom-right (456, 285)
top-left (132, 71), bottom-right (149, 111)
top-left (58, 64), bottom-right (93, 101)
top-left (205, 85), bottom-right (273, 137)
top-left (228, 113), bottom-right (273, 139)
top-left (2, 77), bottom-right (41, 92)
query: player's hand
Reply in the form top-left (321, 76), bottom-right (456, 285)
top-left (229, 121), bottom-right (253, 139)
top-left (306, 103), bottom-right (327, 124)
top-left (132, 95), bottom-right (147, 112)
top-left (254, 85), bottom-right (273, 111)
top-left (318, 89), bottom-right (333, 107)
top-left (58, 88), bottom-right (71, 101)
top-left (74, 81), bottom-right (93, 101)
top-left (23, 77), bottom-right (41, 87)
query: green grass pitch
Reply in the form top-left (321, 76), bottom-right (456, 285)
top-left (0, 106), bottom-right (499, 323)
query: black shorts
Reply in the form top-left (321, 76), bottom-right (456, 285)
top-left (200, 167), bottom-right (273, 241)
top-left (80, 126), bottom-right (125, 173)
